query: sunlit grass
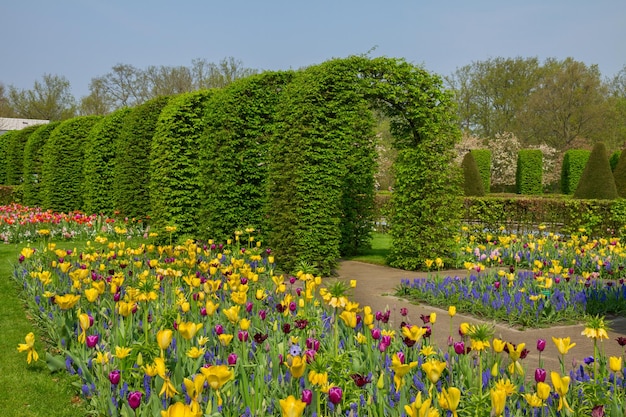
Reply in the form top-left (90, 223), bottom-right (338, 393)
top-left (345, 232), bottom-right (391, 265)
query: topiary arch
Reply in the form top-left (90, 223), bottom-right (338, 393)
top-left (266, 56), bottom-right (461, 273)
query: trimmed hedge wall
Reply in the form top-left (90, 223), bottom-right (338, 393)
top-left (22, 122), bottom-right (60, 206)
top-left (515, 149), bottom-right (542, 195)
top-left (471, 149), bottom-right (491, 193)
top-left (82, 108), bottom-right (132, 214)
top-left (113, 96), bottom-right (170, 219)
top-left (4, 124), bottom-right (40, 185)
top-left (561, 149), bottom-right (590, 194)
top-left (149, 91), bottom-right (213, 238)
top-left (0, 131), bottom-right (18, 184)
top-left (613, 148), bottom-right (626, 198)
top-left (200, 71), bottom-right (293, 241)
top-left (41, 116), bottom-right (102, 212)
top-left (573, 142), bottom-right (618, 200)
top-left (463, 196), bottom-right (626, 238)
top-left (610, 151), bottom-right (621, 172)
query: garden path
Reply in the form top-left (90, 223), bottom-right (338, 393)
top-left (336, 260), bottom-right (626, 375)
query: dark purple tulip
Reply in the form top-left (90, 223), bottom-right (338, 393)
top-left (420, 314), bottom-right (431, 324)
top-left (200, 307), bottom-right (207, 316)
top-left (328, 386), bottom-right (343, 405)
top-left (246, 302), bottom-right (253, 313)
top-left (259, 310), bottom-right (267, 320)
top-left (536, 339), bottom-right (546, 352)
top-left (289, 302), bottom-right (297, 312)
top-left (423, 325), bottom-right (432, 338)
top-left (494, 281), bottom-right (501, 290)
top-left (375, 311), bottom-right (383, 321)
top-left (282, 323), bottom-right (291, 334)
top-left (302, 389), bottom-right (313, 405)
top-left (240, 277), bottom-right (248, 285)
top-left (113, 292), bottom-right (121, 302)
top-left (127, 391), bottom-right (142, 410)
top-left (534, 368), bottom-right (547, 383)
top-left (289, 276), bottom-right (297, 284)
top-left (109, 370), bottom-right (121, 385)
top-left (371, 328), bottom-right (381, 340)
top-left (616, 336), bottom-right (626, 347)
top-left (253, 333), bottom-right (268, 344)
top-left (86, 334), bottom-right (99, 348)
top-left (227, 353), bottom-right (238, 365)
top-left (306, 338), bottom-right (320, 351)
top-left (400, 307), bottom-right (408, 316)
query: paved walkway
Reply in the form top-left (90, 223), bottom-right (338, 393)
top-left (336, 260), bottom-right (626, 375)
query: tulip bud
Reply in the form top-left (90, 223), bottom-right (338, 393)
top-left (536, 338), bottom-right (546, 352)
top-left (127, 391), bottom-right (142, 410)
top-left (302, 389), bottom-right (313, 405)
top-left (109, 370), bottom-right (121, 385)
top-left (371, 328), bottom-right (381, 340)
top-left (215, 324), bottom-right (224, 335)
top-left (534, 368), bottom-right (547, 383)
top-left (328, 386), bottom-right (342, 405)
top-left (227, 353), bottom-right (238, 365)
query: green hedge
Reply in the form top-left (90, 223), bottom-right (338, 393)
top-left (41, 116), bottom-right (102, 212)
top-left (82, 108), bottom-right (132, 214)
top-left (4, 125), bottom-right (40, 185)
top-left (471, 149), bottom-right (491, 193)
top-left (561, 149), bottom-right (590, 194)
top-left (113, 96), bottom-right (170, 219)
top-left (200, 71), bottom-right (293, 241)
top-left (515, 149), bottom-right (543, 195)
top-left (573, 142), bottom-right (618, 200)
top-left (610, 151), bottom-right (621, 172)
top-left (0, 131), bottom-right (18, 184)
top-left (462, 151), bottom-right (485, 196)
top-left (613, 148), bottom-right (626, 198)
top-left (0, 185), bottom-right (17, 204)
top-left (463, 196), bottom-right (626, 238)
top-left (22, 122), bottom-right (60, 207)
top-left (149, 91), bottom-right (213, 238)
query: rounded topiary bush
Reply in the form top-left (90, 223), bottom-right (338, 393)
top-left (610, 151), bottom-right (621, 172)
top-left (516, 149), bottom-right (543, 195)
top-left (574, 142), bottom-right (618, 200)
top-left (462, 152), bottom-right (485, 196)
top-left (113, 96), bottom-right (170, 219)
top-left (82, 107), bottom-right (132, 214)
top-left (41, 116), bottom-right (102, 212)
top-left (22, 122), bottom-right (60, 206)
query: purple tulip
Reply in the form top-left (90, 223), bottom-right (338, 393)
top-left (214, 324), bottom-right (224, 335)
top-left (328, 386), bottom-right (343, 405)
top-left (200, 307), bottom-right (207, 316)
top-left (238, 330), bottom-right (249, 342)
top-left (289, 302), bottom-right (297, 312)
top-left (400, 307), bottom-right (408, 316)
top-left (591, 405), bottom-right (605, 417)
top-left (86, 334), bottom-right (99, 348)
top-left (258, 310), bottom-right (267, 320)
top-left (302, 389), bottom-right (313, 405)
top-left (289, 276), bottom-right (297, 284)
top-left (494, 281), bottom-right (501, 290)
top-left (246, 302), bottom-right (253, 313)
top-left (304, 349), bottom-right (316, 363)
top-left (127, 391), bottom-right (142, 410)
top-left (306, 338), bottom-right (320, 352)
top-left (109, 370), bottom-right (121, 385)
top-left (371, 328), bottom-right (381, 340)
top-left (113, 292), bottom-right (121, 302)
top-left (227, 353), bottom-right (238, 365)
top-left (454, 341), bottom-right (466, 355)
top-left (535, 368), bottom-right (547, 383)
top-left (397, 351), bottom-right (405, 364)
top-left (536, 338), bottom-right (546, 352)
top-left (375, 311), bottom-right (383, 321)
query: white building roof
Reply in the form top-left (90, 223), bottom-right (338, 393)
top-left (0, 117), bottom-right (49, 134)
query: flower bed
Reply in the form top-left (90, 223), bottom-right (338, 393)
top-left (13, 232), bottom-right (626, 416)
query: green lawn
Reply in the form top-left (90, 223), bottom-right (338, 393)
top-left (0, 243), bottom-right (88, 417)
top-left (345, 232), bottom-right (391, 265)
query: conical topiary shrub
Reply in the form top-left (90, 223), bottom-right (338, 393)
top-left (573, 142), bottom-right (618, 200)
top-left (613, 148), bottom-right (626, 198)
top-left (461, 152), bottom-right (485, 196)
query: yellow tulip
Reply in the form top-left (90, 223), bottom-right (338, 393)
top-left (157, 329), bottom-right (173, 351)
top-left (223, 305), bottom-right (240, 323)
top-left (218, 333), bottom-right (233, 346)
top-left (55, 293), bottom-right (81, 310)
top-left (339, 310), bottom-right (357, 328)
top-left (160, 401), bottom-right (198, 417)
top-left (551, 337), bottom-right (576, 355)
top-left (420, 358), bottom-right (447, 384)
top-left (279, 395), bottom-right (306, 417)
top-left (490, 387), bottom-right (506, 417)
top-left (448, 306), bottom-right (456, 317)
top-left (536, 382), bottom-right (551, 401)
top-left (285, 355), bottom-right (306, 378)
top-left (84, 287), bottom-right (99, 303)
top-left (439, 387), bottom-right (461, 417)
top-left (205, 300), bottom-right (219, 316)
top-left (506, 342), bottom-right (526, 362)
top-left (17, 332), bottom-right (39, 364)
top-left (114, 346), bottom-right (132, 359)
top-left (186, 346), bottom-right (205, 359)
top-left (550, 371), bottom-right (573, 412)
top-left (178, 322), bottom-right (203, 340)
top-left (200, 365), bottom-right (233, 391)
top-left (523, 393), bottom-right (543, 408)
top-left (430, 312), bottom-right (437, 324)
top-left (401, 325), bottom-right (427, 342)
top-left (609, 356), bottom-right (623, 373)
top-left (492, 338), bottom-right (506, 353)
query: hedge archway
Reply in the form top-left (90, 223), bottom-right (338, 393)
top-left (4, 124), bottom-right (40, 186)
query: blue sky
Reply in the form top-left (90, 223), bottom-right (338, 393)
top-left (2, 0), bottom-right (625, 99)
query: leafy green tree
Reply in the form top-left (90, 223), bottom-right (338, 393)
top-left (4, 124), bottom-right (40, 185)
top-left (41, 116), bottom-right (101, 211)
top-left (22, 122), bottom-right (60, 206)
top-left (149, 90), bottom-right (213, 237)
top-left (574, 142), bottom-right (618, 200)
top-left (8, 74), bottom-right (76, 121)
top-left (462, 152), bottom-right (485, 196)
top-left (113, 96), bottom-right (170, 218)
top-left (82, 108), bottom-right (132, 214)
top-left (0, 82), bottom-right (16, 117)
